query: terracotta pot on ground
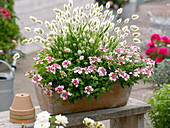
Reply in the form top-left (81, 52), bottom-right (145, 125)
top-left (35, 82), bottom-right (131, 115)
top-left (10, 93), bottom-right (35, 123)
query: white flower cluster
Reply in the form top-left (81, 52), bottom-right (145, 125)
top-left (22, 0), bottom-right (141, 47)
top-left (83, 117), bottom-right (105, 128)
top-left (34, 111), bottom-right (51, 128)
top-left (34, 111), bottom-right (68, 128)
top-left (33, 111), bottom-right (104, 128)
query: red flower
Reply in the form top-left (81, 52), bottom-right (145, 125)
top-left (145, 47), bottom-right (158, 55)
top-left (147, 41), bottom-right (156, 48)
top-left (158, 47), bottom-right (169, 56)
top-left (150, 33), bottom-right (161, 42)
top-left (161, 35), bottom-right (170, 44)
top-left (155, 56), bottom-right (163, 63)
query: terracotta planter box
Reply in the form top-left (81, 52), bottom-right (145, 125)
top-left (35, 83), bottom-right (131, 115)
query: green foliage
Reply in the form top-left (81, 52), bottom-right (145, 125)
top-left (152, 59), bottom-right (170, 87)
top-left (96, 0), bottom-right (129, 8)
top-left (0, 0), bottom-right (23, 63)
top-left (148, 84), bottom-right (170, 128)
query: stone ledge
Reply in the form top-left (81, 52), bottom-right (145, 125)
top-left (0, 98), bottom-right (150, 128)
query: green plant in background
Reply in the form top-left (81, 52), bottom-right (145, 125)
top-left (152, 59), bottom-right (170, 88)
top-left (0, 0), bottom-right (23, 63)
top-left (148, 84), bottom-right (170, 128)
top-left (96, 0), bottom-right (129, 9)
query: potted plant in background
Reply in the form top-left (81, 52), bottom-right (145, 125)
top-left (148, 84), bottom-right (170, 128)
top-left (96, 0), bottom-right (129, 9)
top-left (25, 0), bottom-right (154, 115)
top-left (145, 33), bottom-right (170, 87)
top-left (0, 0), bottom-right (23, 64)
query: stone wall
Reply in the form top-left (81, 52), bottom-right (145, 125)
top-left (14, 0), bottom-right (95, 54)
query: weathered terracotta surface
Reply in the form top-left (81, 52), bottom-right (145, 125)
top-left (35, 83), bottom-right (132, 115)
top-left (10, 93), bottom-right (35, 123)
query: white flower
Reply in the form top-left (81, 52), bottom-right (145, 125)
top-left (133, 38), bottom-right (141, 43)
top-left (124, 18), bottom-right (130, 23)
top-left (55, 114), bottom-right (68, 126)
top-left (21, 39), bottom-right (29, 44)
top-left (36, 20), bottom-right (43, 24)
top-left (99, 5), bottom-right (103, 11)
top-left (117, 18), bottom-right (122, 23)
top-left (94, 121), bottom-right (105, 128)
top-left (30, 16), bottom-right (37, 22)
top-left (36, 111), bottom-right (51, 122)
top-left (56, 126), bottom-right (64, 128)
top-left (64, 48), bottom-right (71, 53)
top-left (106, 2), bottom-right (110, 9)
top-left (109, 15), bottom-right (115, 21)
top-left (130, 25), bottom-right (139, 31)
top-left (117, 8), bottom-right (123, 14)
top-left (69, 0), bottom-right (73, 8)
top-left (13, 53), bottom-right (20, 59)
top-left (25, 27), bottom-right (31, 32)
top-left (131, 14), bottom-right (139, 20)
top-left (79, 56), bottom-right (84, 60)
top-left (34, 121), bottom-right (50, 128)
top-left (89, 38), bottom-right (94, 43)
top-left (83, 117), bottom-right (95, 127)
top-left (77, 50), bottom-right (82, 55)
top-left (132, 32), bottom-right (141, 37)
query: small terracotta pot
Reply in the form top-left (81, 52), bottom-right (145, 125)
top-left (10, 93), bottom-right (35, 123)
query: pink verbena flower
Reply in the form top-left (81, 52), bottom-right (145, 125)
top-left (36, 60), bottom-right (43, 64)
top-left (105, 56), bottom-right (114, 60)
top-left (51, 63), bottom-right (61, 70)
top-left (55, 85), bottom-right (64, 93)
top-left (72, 78), bottom-right (79, 87)
top-left (83, 67), bottom-right (91, 74)
top-left (25, 70), bottom-right (33, 76)
top-left (97, 67), bottom-right (107, 76)
top-left (60, 90), bottom-right (72, 100)
top-left (46, 65), bottom-right (56, 74)
top-left (32, 74), bottom-right (42, 83)
top-left (62, 60), bottom-right (71, 68)
top-left (109, 72), bottom-right (118, 81)
top-left (84, 86), bottom-right (94, 94)
top-left (73, 67), bottom-right (83, 74)
top-left (158, 47), bottom-right (169, 56)
top-left (89, 56), bottom-right (101, 64)
top-left (60, 71), bottom-right (67, 78)
top-left (43, 89), bottom-right (53, 96)
top-left (44, 57), bottom-right (54, 63)
top-left (99, 46), bottom-right (107, 52)
top-left (37, 83), bottom-right (43, 89)
top-left (88, 65), bottom-right (97, 72)
top-left (33, 57), bottom-right (40, 60)
top-left (150, 33), bottom-right (161, 42)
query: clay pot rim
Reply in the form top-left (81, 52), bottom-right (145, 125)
top-left (10, 107), bottom-right (35, 113)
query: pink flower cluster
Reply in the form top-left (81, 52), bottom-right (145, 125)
top-left (46, 63), bottom-right (61, 74)
top-left (55, 85), bottom-right (72, 100)
top-left (62, 60), bottom-right (71, 68)
top-left (145, 33), bottom-right (170, 63)
top-left (32, 74), bottom-right (43, 83)
top-left (84, 86), bottom-right (94, 94)
top-left (89, 56), bottom-right (101, 64)
top-left (0, 8), bottom-right (11, 18)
